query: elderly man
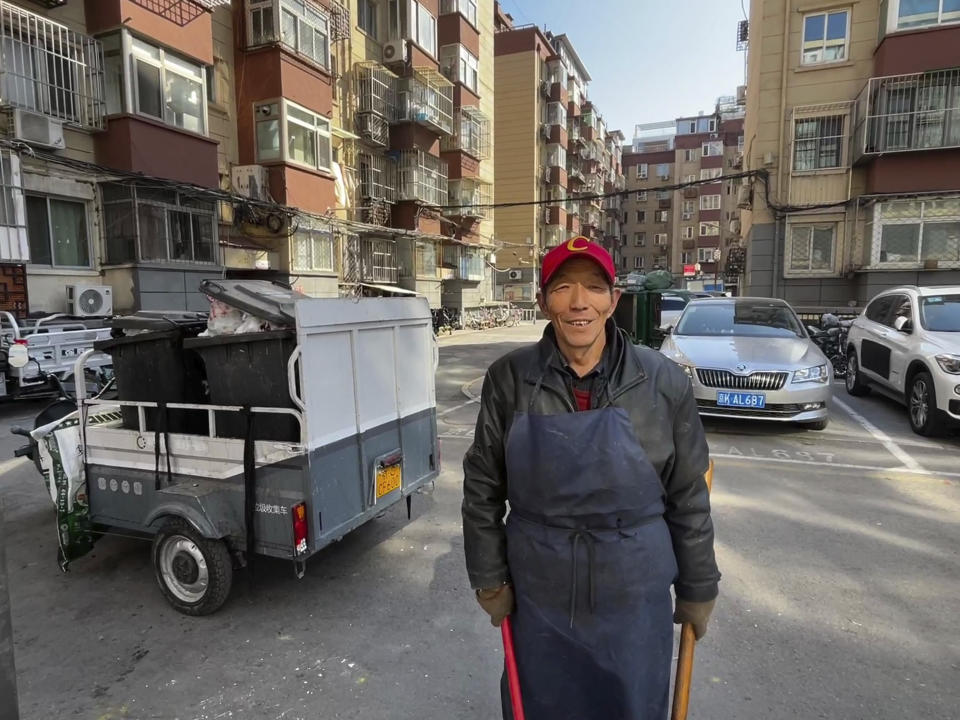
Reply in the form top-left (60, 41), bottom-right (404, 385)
top-left (462, 237), bottom-right (719, 720)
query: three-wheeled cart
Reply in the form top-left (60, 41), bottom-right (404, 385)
top-left (32, 294), bottom-right (440, 615)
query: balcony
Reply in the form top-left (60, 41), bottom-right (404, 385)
top-left (441, 243), bottom-right (486, 283)
top-left (853, 67), bottom-right (960, 162)
top-left (543, 205), bottom-right (566, 226)
top-left (440, 107), bottom-right (490, 159)
top-left (358, 151), bottom-right (397, 203)
top-left (0, 0), bottom-right (105, 130)
top-left (355, 63), bottom-right (398, 147)
top-left (444, 178), bottom-right (492, 219)
top-left (395, 69), bottom-right (454, 136)
top-left (396, 150), bottom-right (448, 206)
top-left (360, 236), bottom-right (399, 284)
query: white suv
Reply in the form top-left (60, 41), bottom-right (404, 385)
top-left (845, 286), bottom-right (960, 436)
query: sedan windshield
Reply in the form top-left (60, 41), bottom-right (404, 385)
top-left (675, 301), bottom-right (804, 338)
top-left (661, 297), bottom-right (687, 312)
top-left (920, 295), bottom-right (960, 332)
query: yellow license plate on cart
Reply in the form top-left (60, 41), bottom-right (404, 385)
top-left (376, 464), bottom-right (402, 498)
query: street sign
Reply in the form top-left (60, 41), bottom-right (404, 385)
top-left (683, 264), bottom-right (696, 277)
top-left (713, 248), bottom-right (722, 261)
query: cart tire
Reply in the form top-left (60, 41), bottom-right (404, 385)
top-left (152, 517), bottom-right (232, 616)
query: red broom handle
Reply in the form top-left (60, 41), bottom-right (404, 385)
top-left (501, 616), bottom-right (526, 720)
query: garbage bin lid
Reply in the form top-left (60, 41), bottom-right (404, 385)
top-left (199, 280), bottom-right (307, 326)
top-left (108, 311), bottom-right (208, 331)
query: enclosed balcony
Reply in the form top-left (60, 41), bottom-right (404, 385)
top-left (357, 151), bottom-right (397, 203)
top-left (444, 178), bottom-right (491, 218)
top-left (396, 150), bottom-right (448, 206)
top-left (440, 106), bottom-right (490, 159)
top-left (853, 67), bottom-right (960, 161)
top-left (0, 0), bottom-right (105, 130)
top-left (395, 69), bottom-right (454, 136)
top-left (355, 62), bottom-right (397, 147)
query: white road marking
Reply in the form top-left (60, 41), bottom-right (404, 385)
top-left (437, 397), bottom-right (480, 418)
top-left (831, 396), bottom-right (924, 472)
top-left (710, 452), bottom-right (960, 479)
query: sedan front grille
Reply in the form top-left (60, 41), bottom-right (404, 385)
top-left (696, 368), bottom-right (789, 391)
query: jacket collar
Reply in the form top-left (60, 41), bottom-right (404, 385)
top-left (524, 318), bottom-right (647, 400)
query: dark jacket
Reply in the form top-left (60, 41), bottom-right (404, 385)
top-left (461, 320), bottom-right (720, 603)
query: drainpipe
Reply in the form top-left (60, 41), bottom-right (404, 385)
top-left (773, 0), bottom-right (792, 300)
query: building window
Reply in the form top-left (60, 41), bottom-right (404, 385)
top-left (682, 226), bottom-right (694, 239)
top-left (684, 149), bottom-right (698, 162)
top-left (657, 190), bottom-right (670, 200)
top-left (292, 226), bottom-right (336, 272)
top-left (397, 150), bottom-right (448, 206)
top-left (623, 212), bottom-right (628, 224)
top-left (25, 195), bottom-right (90, 267)
top-left (863, 70), bottom-right (960, 154)
top-left (248, 0), bottom-right (330, 69)
top-left (546, 144), bottom-right (566, 169)
top-left (636, 163), bottom-right (648, 179)
top-left (801, 9), bottom-right (849, 65)
top-left (255, 99), bottom-right (332, 172)
top-left (794, 115), bottom-right (845, 170)
top-left (681, 251), bottom-right (694, 264)
top-left (872, 197), bottom-right (960, 267)
top-left (655, 210), bottom-right (669, 223)
top-left (700, 194), bottom-right (721, 210)
top-left (656, 164), bottom-right (670, 180)
top-left (440, 0), bottom-right (478, 26)
top-left (700, 168), bottom-right (723, 180)
top-left (413, 240), bottom-right (438, 277)
top-left (0, 151), bottom-right (25, 231)
top-left (655, 233), bottom-right (668, 246)
top-left (131, 37), bottom-right (206, 134)
top-left (101, 183), bottom-right (217, 265)
top-left (409, 0), bottom-right (437, 57)
top-left (697, 247), bottom-right (717, 263)
top-left (634, 232), bottom-right (645, 246)
top-left (682, 200), bottom-right (695, 219)
top-left (636, 210), bottom-right (646, 223)
top-left (654, 255), bottom-right (667, 268)
top-left (634, 256), bottom-right (644, 269)
top-left (0, 2), bottom-right (106, 130)
top-left (700, 221), bottom-right (720, 236)
top-left (737, 134), bottom-right (745, 152)
top-left (701, 141), bottom-right (723, 156)
top-left (684, 174), bottom-right (697, 184)
top-left (441, 107), bottom-right (490, 158)
top-left (358, 0), bottom-right (378, 37)
top-left (439, 44), bottom-right (479, 93)
top-left (636, 191), bottom-right (647, 202)
top-left (708, 118), bottom-right (717, 132)
top-left (789, 223), bottom-right (835, 272)
top-left (897, 0), bottom-right (960, 30)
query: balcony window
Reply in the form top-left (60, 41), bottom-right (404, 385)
top-left (700, 194), bottom-right (721, 210)
top-left (656, 164), bottom-right (670, 180)
top-left (700, 221), bottom-right (720, 236)
top-left (655, 210), bottom-right (670, 222)
top-left (547, 144), bottom-right (566, 169)
top-left (442, 244), bottom-right (484, 281)
top-left (439, 44), bottom-right (478, 93)
top-left (701, 141), bottom-right (723, 156)
top-left (405, 0), bottom-right (437, 57)
top-left (131, 37), bottom-right (205, 134)
top-left (413, 240), bottom-right (438, 277)
top-left (255, 99), bottom-right (332, 172)
top-left (0, 1), bottom-right (105, 130)
top-left (697, 247), bottom-right (716, 263)
top-left (896, 0), bottom-right (960, 30)
top-left (397, 150), bottom-right (448, 206)
top-left (445, 179), bottom-right (491, 218)
top-left (440, 0), bottom-right (478, 27)
top-left (359, 236), bottom-right (399, 283)
top-left (701, 168), bottom-right (724, 180)
top-left (291, 225), bottom-right (336, 272)
top-left (801, 9), bottom-right (849, 66)
top-left (396, 69), bottom-right (453, 134)
top-left (872, 197), bottom-right (960, 268)
top-left (358, 151), bottom-right (397, 202)
top-left (101, 183), bottom-right (217, 265)
top-left (441, 107), bottom-right (490, 159)
top-left (248, 0), bottom-right (330, 70)
top-left (547, 101), bottom-right (566, 128)
top-left (794, 115), bottom-right (845, 170)
top-left (358, 0), bottom-right (378, 38)
top-left (25, 195), bottom-right (90, 268)
top-left (789, 224), bottom-right (835, 272)
top-left (858, 69), bottom-right (960, 155)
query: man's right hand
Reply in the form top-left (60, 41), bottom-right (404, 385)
top-left (476, 585), bottom-right (514, 627)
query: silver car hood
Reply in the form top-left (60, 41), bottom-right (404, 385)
top-left (665, 334), bottom-right (826, 370)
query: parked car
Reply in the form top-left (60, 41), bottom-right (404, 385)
top-left (659, 292), bottom-right (714, 330)
top-left (660, 297), bottom-right (832, 430)
top-left (845, 286), bottom-right (960, 436)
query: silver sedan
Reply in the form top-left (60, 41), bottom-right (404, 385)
top-left (659, 297), bottom-right (832, 430)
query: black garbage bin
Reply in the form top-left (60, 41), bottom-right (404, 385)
top-left (183, 330), bottom-right (298, 442)
top-left (95, 327), bottom-right (208, 434)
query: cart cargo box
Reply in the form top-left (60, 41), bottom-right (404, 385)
top-left (30, 296), bottom-right (440, 615)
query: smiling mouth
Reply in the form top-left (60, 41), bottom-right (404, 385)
top-left (565, 319), bottom-right (593, 327)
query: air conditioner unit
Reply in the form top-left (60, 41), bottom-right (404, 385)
top-left (231, 164), bottom-right (270, 201)
top-left (11, 108), bottom-right (65, 150)
top-left (736, 184), bottom-right (752, 209)
top-left (382, 39), bottom-right (408, 64)
top-left (729, 219), bottom-right (741, 235)
top-left (67, 285), bottom-right (113, 317)
top-left (507, 269), bottom-right (523, 281)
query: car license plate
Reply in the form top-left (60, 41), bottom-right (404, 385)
top-left (717, 391), bottom-right (766, 408)
top-left (375, 463), bottom-right (402, 499)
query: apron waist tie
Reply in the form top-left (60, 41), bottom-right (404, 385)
top-left (569, 530), bottom-right (597, 629)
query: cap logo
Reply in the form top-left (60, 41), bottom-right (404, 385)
top-left (567, 237), bottom-right (589, 252)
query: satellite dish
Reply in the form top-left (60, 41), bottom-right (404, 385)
top-left (8, 342), bottom-right (28, 369)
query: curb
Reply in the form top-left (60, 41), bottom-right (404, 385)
top-left (460, 376), bottom-right (484, 402)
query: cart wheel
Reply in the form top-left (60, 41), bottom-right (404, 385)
top-left (152, 517), bottom-right (232, 616)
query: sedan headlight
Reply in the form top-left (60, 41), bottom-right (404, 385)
top-left (679, 363), bottom-right (695, 380)
top-left (792, 364), bottom-right (829, 384)
top-left (935, 354), bottom-right (960, 374)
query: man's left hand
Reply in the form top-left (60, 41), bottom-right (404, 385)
top-left (673, 597), bottom-right (716, 640)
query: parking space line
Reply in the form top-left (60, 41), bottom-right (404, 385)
top-left (710, 453), bottom-right (960, 479)
top-left (831, 396), bottom-right (924, 472)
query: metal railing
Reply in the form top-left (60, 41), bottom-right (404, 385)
top-left (0, 0), bottom-right (105, 129)
top-left (445, 179), bottom-right (491, 218)
top-left (396, 68), bottom-right (453, 136)
top-left (396, 150), bottom-right (448, 207)
top-left (440, 106), bottom-right (490, 159)
top-left (854, 67), bottom-right (960, 160)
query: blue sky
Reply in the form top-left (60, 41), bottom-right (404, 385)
top-left (497, 0), bottom-right (748, 139)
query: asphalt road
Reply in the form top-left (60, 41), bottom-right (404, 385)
top-left (0, 323), bottom-right (958, 719)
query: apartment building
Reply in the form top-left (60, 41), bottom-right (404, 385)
top-left (492, 12), bottom-right (624, 303)
top-left (620, 104), bottom-right (744, 292)
top-left (742, 0), bottom-right (960, 305)
top-left (0, 0), bottom-right (226, 314)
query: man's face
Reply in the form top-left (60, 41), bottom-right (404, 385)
top-left (538, 257), bottom-right (621, 351)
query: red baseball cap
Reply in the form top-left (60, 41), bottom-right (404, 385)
top-left (540, 236), bottom-right (616, 289)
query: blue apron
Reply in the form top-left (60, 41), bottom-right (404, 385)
top-left (501, 393), bottom-right (678, 720)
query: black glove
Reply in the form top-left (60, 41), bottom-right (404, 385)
top-left (476, 585), bottom-right (514, 627)
top-left (674, 597), bottom-right (716, 640)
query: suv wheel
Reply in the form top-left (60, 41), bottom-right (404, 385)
top-left (845, 350), bottom-right (871, 397)
top-left (908, 371), bottom-right (945, 437)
